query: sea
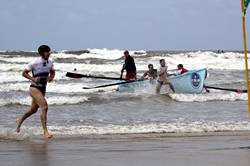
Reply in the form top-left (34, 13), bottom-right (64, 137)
top-left (0, 49), bottom-right (249, 140)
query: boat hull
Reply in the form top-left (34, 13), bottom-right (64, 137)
top-left (118, 68), bottom-right (207, 94)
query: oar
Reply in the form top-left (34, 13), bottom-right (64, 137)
top-left (66, 72), bottom-right (125, 80)
top-left (204, 86), bottom-right (247, 93)
top-left (83, 80), bottom-right (144, 89)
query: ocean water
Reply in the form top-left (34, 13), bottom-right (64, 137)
top-left (0, 49), bottom-right (249, 140)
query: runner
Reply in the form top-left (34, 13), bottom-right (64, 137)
top-left (16, 45), bottom-right (55, 139)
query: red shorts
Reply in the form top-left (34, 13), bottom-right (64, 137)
top-left (126, 72), bottom-right (136, 80)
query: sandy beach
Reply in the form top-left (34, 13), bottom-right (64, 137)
top-left (1, 132), bottom-right (250, 166)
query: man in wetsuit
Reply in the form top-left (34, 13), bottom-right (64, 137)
top-left (120, 50), bottom-right (137, 80)
top-left (156, 59), bottom-right (175, 94)
top-left (16, 45), bottom-right (55, 139)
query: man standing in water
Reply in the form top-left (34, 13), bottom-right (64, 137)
top-left (156, 59), bottom-right (175, 94)
top-left (16, 45), bottom-right (55, 139)
top-left (140, 64), bottom-right (157, 80)
top-left (120, 50), bottom-right (137, 80)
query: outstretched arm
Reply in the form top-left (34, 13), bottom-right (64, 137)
top-left (120, 64), bottom-right (126, 79)
top-left (167, 73), bottom-right (176, 77)
top-left (140, 71), bottom-right (148, 80)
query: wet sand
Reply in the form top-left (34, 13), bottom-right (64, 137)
top-left (1, 133), bottom-right (250, 166)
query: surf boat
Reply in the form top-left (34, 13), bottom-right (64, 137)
top-left (118, 68), bottom-right (207, 94)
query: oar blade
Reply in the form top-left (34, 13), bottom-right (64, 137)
top-left (66, 72), bottom-right (123, 80)
top-left (82, 87), bottom-right (91, 89)
top-left (66, 72), bottom-right (84, 78)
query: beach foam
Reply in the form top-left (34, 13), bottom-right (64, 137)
top-left (169, 92), bottom-right (247, 102)
top-left (52, 48), bottom-right (147, 60)
top-left (0, 95), bottom-right (89, 106)
top-left (0, 50), bottom-right (246, 70)
top-left (1, 121), bottom-right (250, 140)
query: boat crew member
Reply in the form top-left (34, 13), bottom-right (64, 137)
top-left (140, 64), bottom-right (157, 80)
top-left (16, 45), bottom-right (55, 139)
top-left (120, 50), bottom-right (137, 80)
top-left (156, 59), bottom-right (175, 94)
top-left (175, 64), bottom-right (188, 75)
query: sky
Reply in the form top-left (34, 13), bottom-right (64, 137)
top-left (0, 0), bottom-right (250, 51)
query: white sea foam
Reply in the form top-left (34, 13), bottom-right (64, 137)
top-left (0, 62), bottom-right (138, 74)
top-left (0, 81), bottom-right (117, 94)
top-left (151, 51), bottom-right (245, 70)
top-left (0, 127), bottom-right (35, 140)
top-left (169, 92), bottom-right (247, 102)
top-left (53, 50), bottom-right (247, 70)
top-left (0, 63), bottom-right (24, 72)
top-left (0, 50), bottom-right (246, 70)
top-left (0, 70), bottom-right (69, 83)
top-left (0, 56), bottom-right (37, 63)
top-left (0, 95), bottom-right (89, 106)
top-left (0, 81), bottom-right (246, 104)
top-left (1, 121), bottom-right (250, 140)
top-left (52, 48), bottom-right (146, 60)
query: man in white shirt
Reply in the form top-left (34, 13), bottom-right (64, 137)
top-left (156, 59), bottom-right (175, 94)
top-left (16, 45), bottom-right (55, 139)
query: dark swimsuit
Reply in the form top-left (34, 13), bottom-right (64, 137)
top-left (26, 58), bottom-right (53, 96)
top-left (30, 85), bottom-right (46, 96)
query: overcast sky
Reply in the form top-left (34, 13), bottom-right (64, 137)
top-left (1, 0), bottom-right (250, 51)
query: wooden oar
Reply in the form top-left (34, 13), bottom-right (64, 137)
top-left (66, 72), bottom-right (125, 80)
top-left (204, 86), bottom-right (247, 93)
top-left (83, 79), bottom-right (144, 89)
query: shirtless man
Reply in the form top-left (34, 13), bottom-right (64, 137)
top-left (156, 59), bottom-right (175, 94)
top-left (16, 45), bottom-right (55, 139)
top-left (140, 64), bottom-right (157, 80)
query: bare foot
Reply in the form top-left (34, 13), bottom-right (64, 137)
top-left (44, 132), bottom-right (53, 139)
top-left (15, 118), bottom-right (21, 133)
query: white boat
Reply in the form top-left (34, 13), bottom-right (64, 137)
top-left (118, 68), bottom-right (207, 94)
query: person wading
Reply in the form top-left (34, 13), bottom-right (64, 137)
top-left (140, 64), bottom-right (157, 80)
top-left (120, 50), bottom-right (137, 80)
top-left (156, 59), bottom-right (175, 94)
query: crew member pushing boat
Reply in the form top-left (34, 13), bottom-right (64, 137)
top-left (140, 64), bottom-right (157, 80)
top-left (156, 59), bottom-right (175, 94)
top-left (173, 64), bottom-right (188, 76)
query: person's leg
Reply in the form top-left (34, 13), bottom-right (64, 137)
top-left (164, 80), bottom-right (175, 93)
top-left (156, 82), bottom-right (162, 94)
top-left (16, 98), bottom-right (39, 133)
top-left (29, 87), bottom-right (52, 139)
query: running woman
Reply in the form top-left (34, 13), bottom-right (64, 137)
top-left (16, 45), bottom-right (55, 139)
